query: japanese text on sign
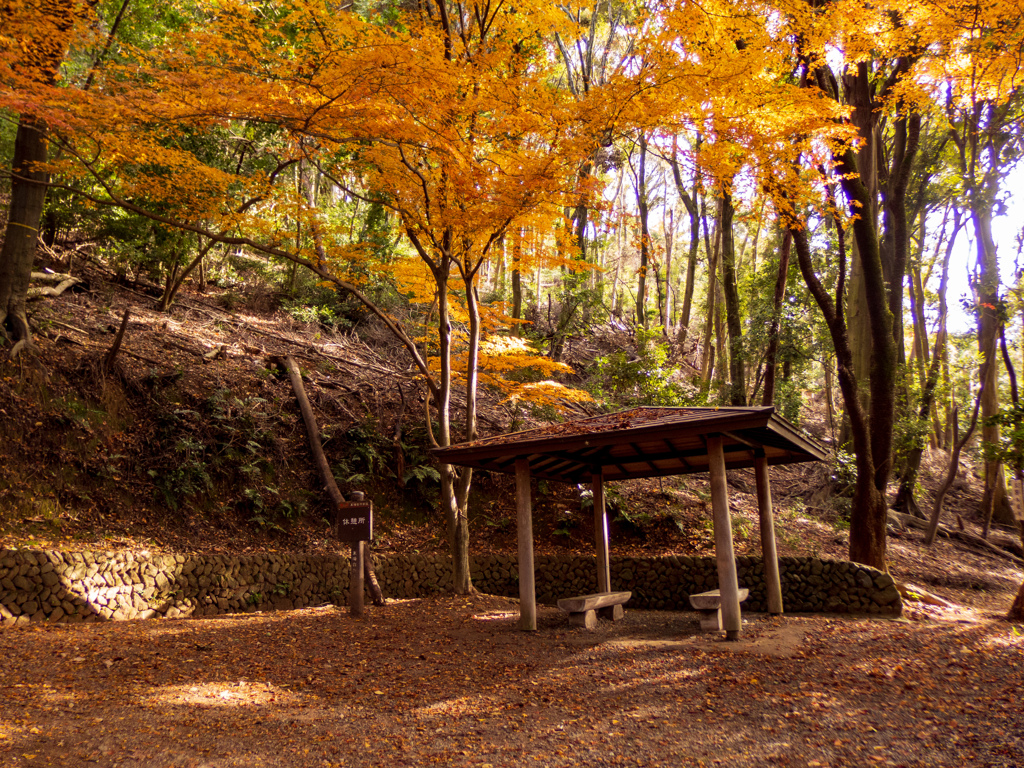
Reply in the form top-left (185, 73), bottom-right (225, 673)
top-left (336, 501), bottom-right (373, 542)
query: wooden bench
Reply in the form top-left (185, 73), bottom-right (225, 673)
top-left (557, 591), bottom-right (631, 630)
top-left (689, 588), bottom-right (749, 632)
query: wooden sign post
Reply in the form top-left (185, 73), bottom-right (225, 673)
top-left (337, 494), bottom-right (373, 618)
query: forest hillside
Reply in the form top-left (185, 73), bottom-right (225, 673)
top-left (0, 260), bottom-right (1021, 618)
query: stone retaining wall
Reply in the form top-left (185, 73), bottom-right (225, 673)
top-left (0, 548), bottom-right (900, 627)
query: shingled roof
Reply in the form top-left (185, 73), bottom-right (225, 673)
top-left (433, 406), bottom-right (827, 484)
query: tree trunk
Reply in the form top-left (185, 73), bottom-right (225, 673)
top-left (1009, 580), bottom-right (1024, 621)
top-left (974, 205), bottom-right (1015, 525)
top-left (2, 0), bottom-right (100, 356)
top-left (453, 269), bottom-right (483, 594)
top-left (720, 189), bottom-right (745, 405)
top-left (511, 228), bottom-right (523, 337)
top-left (0, 118), bottom-right (48, 357)
top-left (635, 134), bottom-right (651, 327)
top-left (838, 146), bottom-right (898, 570)
top-left (700, 199), bottom-right (720, 385)
top-left (671, 148), bottom-right (701, 350)
top-left (841, 73), bottom-right (880, 448)
top-left (762, 231), bottom-right (792, 407)
top-left (157, 238), bottom-right (217, 311)
top-left (713, 280), bottom-right (727, 398)
top-left (895, 210), bottom-right (960, 515)
top-left (414, 239), bottom-right (472, 595)
top-left (661, 208), bottom-right (674, 333)
top-left (791, 189), bottom-right (891, 570)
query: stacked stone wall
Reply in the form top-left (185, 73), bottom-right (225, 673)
top-left (1, 549), bottom-right (900, 627)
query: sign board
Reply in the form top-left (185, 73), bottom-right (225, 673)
top-left (336, 501), bottom-right (373, 542)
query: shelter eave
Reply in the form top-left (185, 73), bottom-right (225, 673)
top-left (432, 406), bottom-right (827, 484)
top-left (435, 407), bottom-right (777, 465)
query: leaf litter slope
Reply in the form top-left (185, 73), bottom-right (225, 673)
top-left (0, 594), bottom-right (1022, 767)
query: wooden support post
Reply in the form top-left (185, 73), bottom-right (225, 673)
top-left (707, 434), bottom-right (742, 640)
top-left (350, 542), bottom-right (365, 618)
top-left (516, 458), bottom-right (537, 631)
top-left (592, 470), bottom-right (611, 594)
top-left (754, 455), bottom-right (784, 615)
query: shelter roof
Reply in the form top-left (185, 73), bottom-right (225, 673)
top-left (433, 406), bottom-right (827, 484)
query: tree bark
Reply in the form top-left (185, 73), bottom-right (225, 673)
top-left (700, 199), bottom-right (720, 387)
top-left (894, 210), bottom-right (959, 516)
top-left (671, 144), bottom-right (701, 350)
top-left (762, 231), bottom-right (792, 407)
top-left (974, 204), bottom-right (1015, 526)
top-left (0, 119), bottom-right (49, 357)
top-left (1, 0), bottom-right (102, 356)
top-left (720, 189), bottom-right (745, 405)
top-left (157, 238), bottom-right (217, 311)
top-left (511, 228), bottom-right (523, 336)
top-left (635, 134), bottom-right (651, 327)
top-left (1009, 580), bottom-right (1024, 622)
top-left (790, 192), bottom-right (891, 570)
top-left (661, 208), bottom-right (674, 333)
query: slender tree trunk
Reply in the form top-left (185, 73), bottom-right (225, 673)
top-left (511, 228), bottom-right (524, 336)
top-left (713, 280), bottom-right (727, 398)
top-left (895, 211), bottom-right (960, 514)
top-left (635, 134), bottom-right (651, 327)
top-left (974, 205), bottom-right (1015, 525)
top-left (662, 208), bottom-right (674, 333)
top-left (720, 189), bottom-right (745, 405)
top-left (421, 242), bottom-right (472, 595)
top-left (700, 199), bottom-right (720, 385)
top-left (1009, 581), bottom-right (1024, 621)
top-left (762, 231), bottom-right (792, 407)
top-left (157, 238), bottom-right (218, 311)
top-left (550, 160), bottom-right (593, 360)
top-left (672, 151), bottom-right (701, 349)
top-left (926, 391), bottom-right (983, 547)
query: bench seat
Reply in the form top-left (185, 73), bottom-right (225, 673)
top-left (689, 588), bottom-right (749, 632)
top-left (557, 591), bottom-right (631, 629)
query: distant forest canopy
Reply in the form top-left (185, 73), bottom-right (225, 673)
top-left (2, 0), bottom-right (1023, 606)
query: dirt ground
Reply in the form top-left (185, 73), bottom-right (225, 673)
top-left (1, 592), bottom-right (1021, 768)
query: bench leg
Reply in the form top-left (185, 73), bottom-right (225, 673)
top-left (569, 609), bottom-right (597, 629)
top-left (598, 604), bottom-right (624, 621)
top-left (698, 607), bottom-right (723, 632)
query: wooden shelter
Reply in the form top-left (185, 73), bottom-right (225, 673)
top-left (433, 406), bottom-right (827, 639)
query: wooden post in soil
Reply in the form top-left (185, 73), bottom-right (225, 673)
top-left (707, 434), bottom-right (743, 640)
top-left (754, 454), bottom-right (784, 615)
top-left (347, 491), bottom-right (368, 619)
top-left (516, 457), bottom-right (537, 631)
top-left (350, 536), bottom-right (365, 619)
top-left (283, 356), bottom-right (384, 608)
